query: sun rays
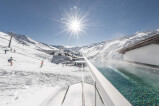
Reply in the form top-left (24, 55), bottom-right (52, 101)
top-left (56, 6), bottom-right (88, 38)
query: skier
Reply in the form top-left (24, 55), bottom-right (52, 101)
top-left (8, 57), bottom-right (14, 66)
top-left (13, 50), bottom-right (16, 53)
top-left (4, 49), bottom-right (8, 54)
top-left (40, 60), bottom-right (44, 68)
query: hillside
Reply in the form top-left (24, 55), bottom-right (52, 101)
top-left (0, 32), bottom-right (92, 106)
top-left (79, 29), bottom-right (159, 61)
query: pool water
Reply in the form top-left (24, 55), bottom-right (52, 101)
top-left (95, 62), bottom-right (159, 105)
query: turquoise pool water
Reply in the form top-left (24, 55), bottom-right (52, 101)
top-left (95, 62), bottom-right (159, 105)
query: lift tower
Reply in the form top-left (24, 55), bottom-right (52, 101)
top-left (8, 32), bottom-right (14, 48)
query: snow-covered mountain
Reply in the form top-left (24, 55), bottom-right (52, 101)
top-left (12, 33), bottom-right (58, 51)
top-left (79, 29), bottom-right (159, 61)
top-left (0, 32), bottom-right (59, 60)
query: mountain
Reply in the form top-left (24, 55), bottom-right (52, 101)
top-left (66, 46), bottom-right (82, 53)
top-left (12, 33), bottom-right (58, 51)
top-left (0, 32), bottom-right (59, 62)
top-left (79, 29), bottom-right (159, 61)
top-left (2, 29), bottom-right (159, 63)
top-left (0, 32), bottom-right (86, 106)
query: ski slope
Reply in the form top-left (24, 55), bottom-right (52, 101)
top-left (0, 32), bottom-right (92, 106)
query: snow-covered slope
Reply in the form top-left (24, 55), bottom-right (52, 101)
top-left (12, 32), bottom-right (58, 51)
top-left (0, 32), bottom-right (58, 60)
top-left (0, 32), bottom-right (93, 106)
top-left (80, 29), bottom-right (159, 61)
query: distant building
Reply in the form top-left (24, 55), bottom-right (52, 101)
top-left (51, 47), bottom-right (84, 65)
top-left (49, 47), bottom-right (65, 56)
top-left (52, 55), bottom-right (71, 64)
top-left (118, 34), bottom-right (159, 67)
top-left (52, 47), bottom-right (71, 64)
top-left (59, 47), bottom-right (64, 56)
top-left (73, 57), bottom-right (86, 67)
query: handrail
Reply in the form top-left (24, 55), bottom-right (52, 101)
top-left (83, 55), bottom-right (132, 106)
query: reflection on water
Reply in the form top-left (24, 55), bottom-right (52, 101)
top-left (94, 61), bottom-right (159, 105)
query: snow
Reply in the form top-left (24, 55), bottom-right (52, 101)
top-left (79, 29), bottom-right (159, 62)
top-left (5, 87), bottom-right (59, 106)
top-left (84, 83), bottom-right (104, 106)
top-left (2, 28), bottom-right (157, 105)
top-left (41, 88), bottom-right (67, 106)
top-left (62, 83), bottom-right (104, 106)
top-left (62, 83), bottom-right (82, 106)
top-left (0, 32), bottom-right (93, 106)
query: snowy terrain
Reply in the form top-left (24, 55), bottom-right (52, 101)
top-left (1, 28), bottom-right (159, 105)
top-left (79, 29), bottom-right (159, 61)
top-left (0, 32), bottom-right (92, 106)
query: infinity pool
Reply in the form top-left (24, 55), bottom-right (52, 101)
top-left (95, 61), bottom-right (159, 105)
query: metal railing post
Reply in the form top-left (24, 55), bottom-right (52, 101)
top-left (81, 81), bottom-right (85, 106)
top-left (81, 63), bottom-right (85, 106)
top-left (61, 85), bottom-right (70, 106)
top-left (95, 81), bottom-right (96, 106)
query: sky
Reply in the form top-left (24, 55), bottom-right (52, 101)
top-left (0, 0), bottom-right (159, 46)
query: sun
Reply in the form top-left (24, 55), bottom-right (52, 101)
top-left (69, 20), bottom-right (81, 32)
top-left (67, 17), bottom-right (83, 36)
top-left (56, 6), bottom-right (88, 38)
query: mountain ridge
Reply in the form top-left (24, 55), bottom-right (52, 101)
top-left (1, 29), bottom-right (159, 62)
top-left (79, 29), bottom-right (159, 61)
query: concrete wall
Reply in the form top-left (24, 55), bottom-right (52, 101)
top-left (124, 44), bottom-right (159, 66)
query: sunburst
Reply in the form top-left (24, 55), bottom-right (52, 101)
top-left (57, 6), bottom-right (88, 38)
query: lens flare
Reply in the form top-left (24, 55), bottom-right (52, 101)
top-left (57, 6), bottom-right (88, 38)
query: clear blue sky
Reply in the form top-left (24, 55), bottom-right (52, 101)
top-left (0, 0), bottom-right (159, 46)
